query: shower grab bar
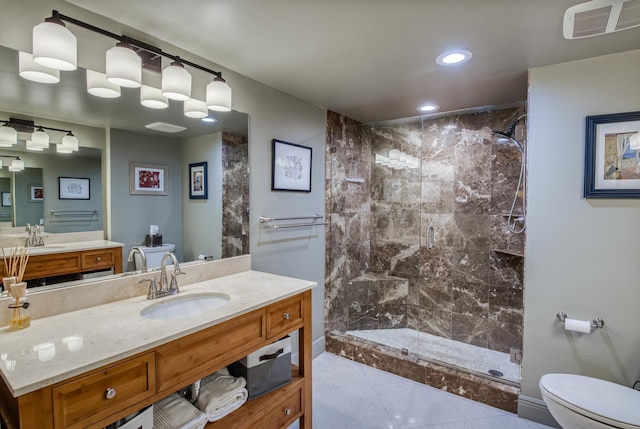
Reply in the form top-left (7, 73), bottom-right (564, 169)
top-left (260, 214), bottom-right (327, 230)
top-left (50, 209), bottom-right (99, 216)
top-left (556, 312), bottom-right (605, 329)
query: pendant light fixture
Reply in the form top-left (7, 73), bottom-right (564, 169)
top-left (162, 58), bottom-right (191, 101)
top-left (32, 12), bottom-right (77, 71)
top-left (9, 158), bottom-right (25, 171)
top-left (206, 77), bottom-right (232, 112)
top-left (140, 85), bottom-right (169, 109)
top-left (87, 70), bottom-right (121, 98)
top-left (0, 125), bottom-right (17, 147)
top-left (18, 51), bottom-right (60, 84)
top-left (60, 132), bottom-right (79, 152)
top-left (184, 98), bottom-right (208, 119)
top-left (106, 42), bottom-right (142, 88)
top-left (30, 126), bottom-right (50, 149)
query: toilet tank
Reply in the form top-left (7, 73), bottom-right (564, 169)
top-left (134, 244), bottom-right (176, 270)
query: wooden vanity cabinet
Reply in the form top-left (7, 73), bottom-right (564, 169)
top-left (0, 247), bottom-right (122, 281)
top-left (0, 289), bottom-right (312, 429)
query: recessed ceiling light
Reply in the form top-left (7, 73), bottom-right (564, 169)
top-left (436, 50), bottom-right (472, 66)
top-left (417, 104), bottom-right (440, 113)
top-left (201, 117), bottom-right (218, 123)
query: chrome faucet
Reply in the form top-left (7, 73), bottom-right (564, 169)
top-left (127, 246), bottom-right (147, 273)
top-left (141, 253), bottom-right (184, 300)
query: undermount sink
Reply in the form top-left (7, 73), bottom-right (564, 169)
top-left (140, 293), bottom-right (231, 320)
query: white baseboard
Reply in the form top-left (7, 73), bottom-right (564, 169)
top-left (291, 335), bottom-right (326, 365)
top-left (518, 395), bottom-right (561, 428)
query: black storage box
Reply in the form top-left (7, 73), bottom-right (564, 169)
top-left (228, 336), bottom-right (291, 399)
top-left (145, 234), bottom-right (163, 247)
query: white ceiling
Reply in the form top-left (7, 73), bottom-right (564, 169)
top-left (66, 0), bottom-right (640, 123)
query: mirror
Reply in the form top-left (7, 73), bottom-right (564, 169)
top-left (0, 44), bottom-right (249, 291)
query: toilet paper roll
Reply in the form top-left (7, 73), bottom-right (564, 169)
top-left (564, 318), bottom-right (591, 334)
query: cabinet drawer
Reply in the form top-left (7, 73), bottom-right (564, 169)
top-left (23, 252), bottom-right (82, 280)
top-left (155, 309), bottom-right (266, 394)
top-left (82, 248), bottom-right (117, 270)
top-left (52, 353), bottom-right (155, 429)
top-left (238, 382), bottom-right (303, 429)
top-left (266, 295), bottom-right (304, 340)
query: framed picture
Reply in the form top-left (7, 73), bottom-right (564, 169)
top-left (1, 192), bottom-right (10, 207)
top-left (29, 185), bottom-right (44, 202)
top-left (271, 139), bottom-right (312, 192)
top-left (130, 163), bottom-right (168, 196)
top-left (59, 177), bottom-right (90, 200)
top-left (584, 111), bottom-right (640, 198)
top-left (189, 162), bottom-right (208, 199)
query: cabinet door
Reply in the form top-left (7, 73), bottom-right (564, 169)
top-left (81, 248), bottom-right (117, 271)
top-left (52, 353), bottom-right (155, 429)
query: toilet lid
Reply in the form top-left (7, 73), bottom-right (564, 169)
top-left (540, 374), bottom-right (640, 428)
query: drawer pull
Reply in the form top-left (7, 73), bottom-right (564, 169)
top-left (96, 256), bottom-right (101, 262)
top-left (283, 312), bottom-right (290, 320)
top-left (283, 407), bottom-right (292, 416)
top-left (105, 387), bottom-right (117, 400)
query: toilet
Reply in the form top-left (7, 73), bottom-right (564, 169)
top-left (133, 243), bottom-right (175, 270)
top-left (539, 373), bottom-right (640, 429)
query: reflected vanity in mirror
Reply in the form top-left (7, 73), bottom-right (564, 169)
top-left (0, 44), bottom-right (249, 292)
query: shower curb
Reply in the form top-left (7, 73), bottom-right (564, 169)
top-left (326, 331), bottom-right (519, 413)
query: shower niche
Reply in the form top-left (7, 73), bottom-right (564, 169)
top-left (325, 106), bottom-right (527, 412)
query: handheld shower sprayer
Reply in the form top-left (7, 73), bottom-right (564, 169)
top-left (491, 114), bottom-right (527, 153)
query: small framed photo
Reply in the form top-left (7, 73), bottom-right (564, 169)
top-left (30, 185), bottom-right (44, 202)
top-left (271, 139), bottom-right (312, 192)
top-left (130, 163), bottom-right (168, 196)
top-left (1, 192), bottom-right (10, 207)
top-left (59, 177), bottom-right (90, 200)
top-left (584, 111), bottom-right (640, 198)
top-left (189, 162), bottom-right (208, 199)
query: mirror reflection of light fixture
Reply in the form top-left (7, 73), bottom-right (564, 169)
top-left (86, 70), bottom-right (121, 98)
top-left (26, 140), bottom-right (45, 152)
top-left (18, 51), bottom-right (60, 84)
top-left (140, 85), bottom-right (169, 109)
top-left (162, 58), bottom-right (191, 101)
top-left (32, 12), bottom-right (77, 71)
top-left (0, 156), bottom-right (25, 172)
top-left (0, 125), bottom-right (17, 147)
top-left (106, 42), bottom-right (142, 88)
top-left (184, 98), bottom-right (209, 119)
top-left (58, 132), bottom-right (79, 153)
top-left (30, 127), bottom-right (50, 149)
top-left (206, 77), bottom-right (232, 112)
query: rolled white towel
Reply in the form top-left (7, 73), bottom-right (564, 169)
top-left (196, 367), bottom-right (248, 422)
top-left (154, 393), bottom-right (208, 429)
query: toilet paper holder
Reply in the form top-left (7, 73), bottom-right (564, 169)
top-left (557, 312), bottom-right (605, 329)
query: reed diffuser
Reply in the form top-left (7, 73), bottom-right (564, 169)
top-left (3, 247), bottom-right (30, 330)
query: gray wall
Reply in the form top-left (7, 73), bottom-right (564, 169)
top-left (523, 50), bottom-right (640, 400)
top-left (13, 167), bottom-right (42, 227)
top-left (110, 129), bottom-right (183, 269)
top-left (182, 132), bottom-right (223, 261)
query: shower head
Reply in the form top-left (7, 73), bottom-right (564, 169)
top-left (492, 114), bottom-right (527, 153)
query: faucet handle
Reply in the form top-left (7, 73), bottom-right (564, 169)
top-left (139, 278), bottom-right (159, 300)
top-left (169, 271), bottom-right (185, 292)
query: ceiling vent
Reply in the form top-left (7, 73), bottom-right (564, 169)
top-left (563, 0), bottom-right (640, 39)
top-left (144, 122), bottom-right (187, 133)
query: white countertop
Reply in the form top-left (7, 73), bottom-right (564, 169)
top-left (0, 240), bottom-right (123, 257)
top-left (0, 270), bottom-right (315, 397)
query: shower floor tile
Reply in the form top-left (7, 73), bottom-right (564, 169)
top-left (345, 327), bottom-right (521, 383)
top-left (288, 353), bottom-right (553, 429)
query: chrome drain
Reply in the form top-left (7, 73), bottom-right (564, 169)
top-left (488, 369), bottom-right (504, 377)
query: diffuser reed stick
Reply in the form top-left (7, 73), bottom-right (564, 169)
top-left (3, 247), bottom-right (30, 328)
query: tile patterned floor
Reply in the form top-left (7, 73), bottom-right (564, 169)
top-left (289, 353), bottom-right (554, 429)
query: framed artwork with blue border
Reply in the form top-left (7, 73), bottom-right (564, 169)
top-left (189, 162), bottom-right (208, 199)
top-left (584, 111), bottom-right (640, 198)
top-left (271, 139), bottom-right (312, 192)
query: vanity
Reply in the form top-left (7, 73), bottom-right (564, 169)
top-left (0, 261), bottom-right (314, 429)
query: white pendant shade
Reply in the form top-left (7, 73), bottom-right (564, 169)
top-left (184, 98), bottom-right (208, 118)
top-left (0, 125), bottom-right (17, 147)
top-left (61, 133), bottom-right (79, 151)
top-left (26, 140), bottom-right (45, 151)
top-left (30, 128), bottom-right (50, 149)
top-left (106, 43), bottom-right (141, 88)
top-left (87, 70), bottom-right (121, 98)
top-left (11, 159), bottom-right (24, 171)
top-left (206, 78), bottom-right (232, 112)
top-left (32, 18), bottom-right (77, 71)
top-left (162, 61), bottom-right (191, 101)
top-left (19, 51), bottom-right (60, 84)
top-left (56, 144), bottom-right (73, 154)
top-left (140, 85), bottom-right (169, 109)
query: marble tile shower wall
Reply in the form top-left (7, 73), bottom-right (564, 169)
top-left (326, 107), bottom-right (527, 354)
top-left (221, 132), bottom-right (250, 258)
